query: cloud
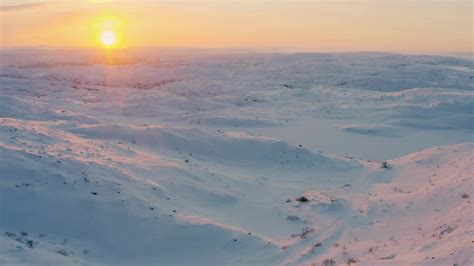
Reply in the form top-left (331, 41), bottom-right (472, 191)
top-left (0, 3), bottom-right (50, 11)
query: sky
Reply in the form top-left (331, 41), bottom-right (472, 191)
top-left (0, 0), bottom-right (472, 53)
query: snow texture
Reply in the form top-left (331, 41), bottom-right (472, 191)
top-left (0, 48), bottom-right (472, 265)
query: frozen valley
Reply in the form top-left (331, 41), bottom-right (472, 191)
top-left (0, 48), bottom-right (472, 265)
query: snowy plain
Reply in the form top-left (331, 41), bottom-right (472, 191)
top-left (0, 48), bottom-right (472, 265)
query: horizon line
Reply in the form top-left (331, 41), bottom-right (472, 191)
top-left (0, 45), bottom-right (472, 57)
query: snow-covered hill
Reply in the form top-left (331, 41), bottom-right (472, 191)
top-left (0, 48), bottom-right (472, 265)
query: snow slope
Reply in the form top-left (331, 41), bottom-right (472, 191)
top-left (0, 48), bottom-right (472, 265)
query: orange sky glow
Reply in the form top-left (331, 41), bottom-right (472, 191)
top-left (0, 1), bottom-right (472, 53)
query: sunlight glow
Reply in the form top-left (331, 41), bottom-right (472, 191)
top-left (94, 16), bottom-right (123, 48)
top-left (101, 31), bottom-right (116, 47)
top-left (0, 2), bottom-right (470, 53)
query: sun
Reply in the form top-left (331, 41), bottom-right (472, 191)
top-left (100, 31), bottom-right (116, 47)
